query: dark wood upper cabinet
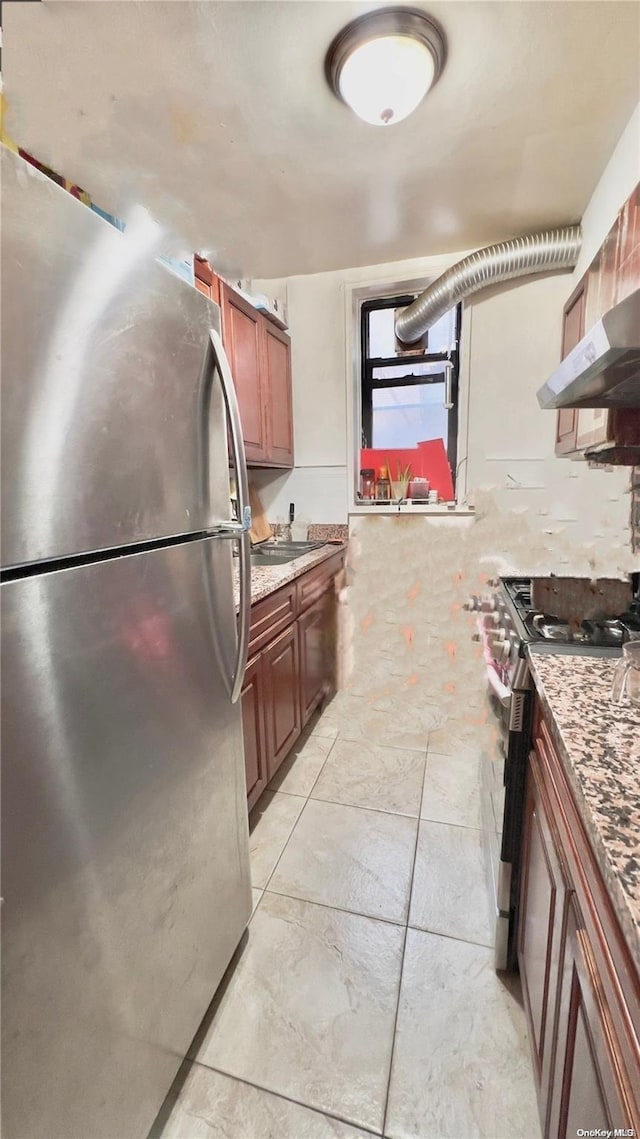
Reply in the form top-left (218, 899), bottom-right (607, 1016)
top-left (221, 284), bottom-right (269, 463)
top-left (554, 280), bottom-right (585, 457)
top-left (553, 182), bottom-right (640, 465)
top-left (264, 321), bottom-right (294, 467)
top-left (193, 256), bottom-right (221, 304)
top-left (220, 282), bottom-right (294, 469)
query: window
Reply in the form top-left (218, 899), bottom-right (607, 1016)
top-left (359, 294), bottom-right (461, 502)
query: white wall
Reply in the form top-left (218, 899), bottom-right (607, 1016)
top-left (252, 100), bottom-right (639, 571)
top-left (573, 102), bottom-right (640, 278)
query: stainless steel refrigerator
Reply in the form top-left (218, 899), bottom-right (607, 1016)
top-left (1, 146), bottom-right (253, 1139)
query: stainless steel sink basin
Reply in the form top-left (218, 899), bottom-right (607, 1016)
top-left (250, 551), bottom-right (298, 566)
top-left (249, 540), bottom-right (324, 567)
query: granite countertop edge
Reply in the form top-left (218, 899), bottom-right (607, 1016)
top-left (526, 649), bottom-right (640, 972)
top-left (234, 542), bottom-right (347, 611)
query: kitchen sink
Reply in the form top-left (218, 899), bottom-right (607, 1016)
top-left (250, 551), bottom-right (297, 566)
top-left (249, 540), bottom-right (324, 567)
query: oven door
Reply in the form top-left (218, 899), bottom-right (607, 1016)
top-left (479, 638), bottom-right (533, 971)
top-left (498, 660), bottom-right (533, 972)
top-left (480, 661), bottom-right (509, 968)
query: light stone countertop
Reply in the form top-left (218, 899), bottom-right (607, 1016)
top-left (526, 651), bottom-right (640, 970)
top-left (233, 542), bottom-right (347, 611)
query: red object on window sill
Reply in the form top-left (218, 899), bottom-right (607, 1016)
top-left (360, 438), bottom-right (454, 501)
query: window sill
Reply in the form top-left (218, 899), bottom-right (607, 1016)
top-left (349, 503), bottom-right (475, 516)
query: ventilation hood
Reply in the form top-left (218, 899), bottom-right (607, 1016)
top-left (537, 289), bottom-right (640, 409)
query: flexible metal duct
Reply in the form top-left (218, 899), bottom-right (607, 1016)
top-left (394, 226), bottom-right (582, 344)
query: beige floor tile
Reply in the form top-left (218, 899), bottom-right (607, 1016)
top-left (195, 892), bottom-right (404, 1133)
top-left (420, 749), bottom-right (482, 829)
top-left (249, 792), bottom-right (306, 889)
top-left (311, 693), bottom-right (438, 753)
top-left (161, 1065), bottom-right (372, 1138)
top-left (269, 799), bottom-right (417, 923)
top-left (311, 701), bottom-right (341, 739)
top-left (268, 733), bottom-right (334, 797)
top-left (427, 716), bottom-right (497, 757)
top-left (409, 820), bottom-right (493, 946)
top-left (385, 929), bottom-right (540, 1139)
top-left (311, 739), bottom-right (425, 817)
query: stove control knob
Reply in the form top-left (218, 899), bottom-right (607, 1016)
top-left (490, 612), bottom-right (501, 627)
top-left (500, 639), bottom-right (512, 660)
top-left (481, 597), bottom-right (496, 612)
top-left (487, 577), bottom-right (499, 588)
top-left (464, 596), bottom-right (480, 611)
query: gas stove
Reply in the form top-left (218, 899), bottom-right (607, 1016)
top-left (466, 576), bottom-right (640, 692)
top-left (501, 575), bottom-right (640, 652)
top-left (465, 574), bottom-right (640, 973)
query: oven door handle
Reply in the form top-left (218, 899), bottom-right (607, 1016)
top-left (486, 666), bottom-right (512, 708)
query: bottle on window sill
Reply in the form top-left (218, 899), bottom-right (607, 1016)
top-left (359, 468), bottom-right (376, 500)
top-left (408, 477), bottom-right (429, 502)
top-left (376, 466), bottom-right (391, 502)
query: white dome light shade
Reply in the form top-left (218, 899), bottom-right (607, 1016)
top-left (338, 35), bottom-right (435, 126)
top-left (326, 8), bottom-right (446, 128)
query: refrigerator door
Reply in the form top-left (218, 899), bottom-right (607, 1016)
top-left (1, 147), bottom-right (233, 570)
top-left (1, 536), bottom-right (251, 1139)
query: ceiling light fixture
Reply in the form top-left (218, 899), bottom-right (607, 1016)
top-left (325, 7), bottom-right (446, 127)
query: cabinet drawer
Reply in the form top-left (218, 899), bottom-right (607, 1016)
top-left (249, 582), bottom-right (297, 657)
top-left (296, 553), bottom-right (343, 613)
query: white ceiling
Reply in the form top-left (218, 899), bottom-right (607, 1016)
top-left (4, 1), bottom-right (639, 279)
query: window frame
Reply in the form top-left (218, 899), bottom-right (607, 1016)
top-left (359, 295), bottom-right (462, 484)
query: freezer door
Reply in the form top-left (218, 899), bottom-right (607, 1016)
top-left (1, 537), bottom-right (251, 1139)
top-left (1, 148), bottom-right (233, 569)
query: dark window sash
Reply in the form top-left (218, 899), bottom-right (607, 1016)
top-left (360, 299), bottom-right (461, 489)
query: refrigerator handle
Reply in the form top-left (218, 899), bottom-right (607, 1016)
top-left (208, 328), bottom-right (251, 704)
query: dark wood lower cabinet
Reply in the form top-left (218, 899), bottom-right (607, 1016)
top-left (548, 900), bottom-right (629, 1138)
top-left (518, 759), bottom-right (570, 1123)
top-left (241, 655), bottom-right (269, 812)
top-left (299, 592), bottom-right (334, 726)
top-left (519, 707), bottom-right (640, 1138)
top-left (262, 623), bottom-right (301, 778)
top-left (240, 552), bottom-right (344, 801)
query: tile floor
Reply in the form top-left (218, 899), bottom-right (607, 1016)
top-left (161, 700), bottom-right (540, 1139)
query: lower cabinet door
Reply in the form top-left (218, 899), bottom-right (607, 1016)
top-left (518, 753), bottom-right (572, 1128)
top-left (298, 591), bottom-right (334, 726)
top-left (548, 899), bottom-right (634, 1138)
top-left (241, 654), bottom-right (269, 811)
top-left (263, 623), bottom-right (301, 778)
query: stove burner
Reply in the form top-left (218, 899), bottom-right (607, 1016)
top-left (524, 612), bottom-right (635, 646)
top-left (497, 576), bottom-right (640, 654)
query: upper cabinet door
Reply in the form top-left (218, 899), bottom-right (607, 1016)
top-left (221, 284), bottom-right (268, 463)
top-left (263, 322), bottom-right (294, 468)
top-left (555, 280), bottom-right (586, 457)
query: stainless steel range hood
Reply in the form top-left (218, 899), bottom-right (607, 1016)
top-left (537, 289), bottom-right (640, 409)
